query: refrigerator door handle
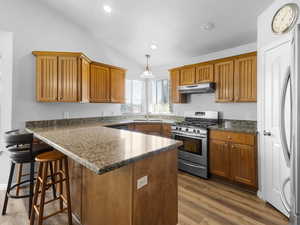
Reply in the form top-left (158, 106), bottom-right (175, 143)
top-left (280, 177), bottom-right (291, 213)
top-left (279, 66), bottom-right (291, 168)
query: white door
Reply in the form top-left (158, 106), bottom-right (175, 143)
top-left (263, 40), bottom-right (291, 217)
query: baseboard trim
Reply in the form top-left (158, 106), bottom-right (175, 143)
top-left (0, 184), bottom-right (7, 191)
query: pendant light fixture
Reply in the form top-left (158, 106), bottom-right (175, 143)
top-left (141, 54), bottom-right (154, 79)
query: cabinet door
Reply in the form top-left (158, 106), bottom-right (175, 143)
top-left (215, 60), bottom-right (234, 102)
top-left (195, 64), bottom-right (214, 83)
top-left (180, 67), bottom-right (195, 85)
top-left (36, 56), bottom-right (58, 102)
top-left (90, 64), bottom-right (110, 102)
top-left (80, 58), bottom-right (90, 103)
top-left (111, 68), bottom-right (125, 103)
top-left (170, 69), bottom-right (186, 104)
top-left (209, 139), bottom-right (230, 178)
top-left (231, 143), bottom-right (257, 188)
top-left (234, 55), bottom-right (257, 102)
top-left (58, 56), bottom-right (79, 102)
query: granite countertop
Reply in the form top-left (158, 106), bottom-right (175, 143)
top-left (208, 121), bottom-right (257, 134)
top-left (26, 123), bottom-right (181, 175)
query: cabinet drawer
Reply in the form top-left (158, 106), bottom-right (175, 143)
top-left (134, 123), bottom-right (162, 133)
top-left (209, 130), bottom-right (255, 146)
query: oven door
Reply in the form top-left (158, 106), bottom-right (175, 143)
top-left (172, 133), bottom-right (207, 165)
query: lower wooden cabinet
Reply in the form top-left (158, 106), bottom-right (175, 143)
top-left (231, 143), bottom-right (257, 187)
top-left (209, 130), bottom-right (257, 188)
top-left (134, 123), bottom-right (162, 136)
top-left (209, 139), bottom-right (230, 179)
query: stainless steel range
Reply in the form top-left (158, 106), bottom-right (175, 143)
top-left (171, 111), bottom-right (219, 178)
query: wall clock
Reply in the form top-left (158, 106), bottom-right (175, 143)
top-left (272, 3), bottom-right (299, 34)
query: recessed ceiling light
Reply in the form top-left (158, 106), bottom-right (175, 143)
top-left (103, 5), bottom-right (112, 13)
top-left (201, 22), bottom-right (215, 31)
top-left (150, 43), bottom-right (158, 50)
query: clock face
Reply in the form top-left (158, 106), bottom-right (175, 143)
top-left (272, 3), bottom-right (299, 34)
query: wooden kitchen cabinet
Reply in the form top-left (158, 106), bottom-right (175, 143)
top-left (231, 143), bottom-right (257, 187)
top-left (169, 69), bottom-right (186, 104)
top-left (33, 51), bottom-right (126, 103)
top-left (90, 64), bottom-right (111, 103)
top-left (80, 57), bottom-right (91, 103)
top-left (214, 60), bottom-right (234, 102)
top-left (35, 55), bottom-right (58, 102)
top-left (168, 52), bottom-right (257, 103)
top-left (134, 123), bottom-right (162, 136)
top-left (180, 66), bottom-right (195, 85)
top-left (162, 124), bottom-right (172, 138)
top-left (234, 54), bottom-right (257, 102)
top-left (33, 51), bottom-right (92, 102)
top-left (209, 130), bottom-right (257, 189)
top-left (209, 139), bottom-right (230, 179)
top-left (58, 56), bottom-right (79, 102)
top-left (195, 63), bottom-right (214, 83)
top-left (110, 68), bottom-right (125, 103)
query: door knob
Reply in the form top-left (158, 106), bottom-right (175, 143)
top-left (263, 130), bottom-right (272, 136)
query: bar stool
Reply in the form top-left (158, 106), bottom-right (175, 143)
top-left (30, 150), bottom-right (72, 225)
top-left (1, 130), bottom-right (54, 218)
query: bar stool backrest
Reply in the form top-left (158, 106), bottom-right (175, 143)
top-left (4, 130), bottom-right (33, 153)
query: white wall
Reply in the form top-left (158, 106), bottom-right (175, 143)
top-left (151, 43), bottom-right (258, 120)
top-left (174, 94), bottom-right (257, 120)
top-left (0, 30), bottom-right (13, 188)
top-left (0, 0), bottom-right (143, 129)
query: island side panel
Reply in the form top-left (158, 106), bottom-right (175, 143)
top-left (69, 159), bottom-right (83, 221)
top-left (81, 164), bottom-right (133, 225)
top-left (133, 149), bottom-right (178, 225)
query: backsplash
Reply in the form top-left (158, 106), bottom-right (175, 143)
top-left (173, 93), bottom-right (257, 121)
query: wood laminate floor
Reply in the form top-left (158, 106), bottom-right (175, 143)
top-left (0, 172), bottom-right (289, 225)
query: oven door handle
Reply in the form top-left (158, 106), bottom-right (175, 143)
top-left (179, 160), bottom-right (206, 169)
top-left (172, 132), bottom-right (206, 140)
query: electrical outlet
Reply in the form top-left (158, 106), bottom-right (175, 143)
top-left (63, 112), bottom-right (70, 119)
top-left (137, 176), bottom-right (148, 189)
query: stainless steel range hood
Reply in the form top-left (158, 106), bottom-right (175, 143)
top-left (178, 82), bottom-right (215, 94)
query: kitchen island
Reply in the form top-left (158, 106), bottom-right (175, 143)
top-left (26, 123), bottom-right (181, 225)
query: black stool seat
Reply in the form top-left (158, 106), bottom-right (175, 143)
top-left (1, 129), bottom-right (54, 219)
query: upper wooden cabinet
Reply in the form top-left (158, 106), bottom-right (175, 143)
top-left (195, 63), bottom-right (214, 83)
top-left (169, 69), bottom-right (186, 104)
top-left (169, 52), bottom-right (257, 103)
top-left (33, 51), bottom-right (126, 103)
top-left (35, 55), bottom-right (58, 102)
top-left (215, 60), bottom-right (234, 102)
top-left (90, 64), bottom-right (110, 103)
top-left (33, 51), bottom-right (91, 103)
top-left (110, 68), bottom-right (125, 103)
top-left (90, 63), bottom-right (126, 103)
top-left (234, 54), bottom-right (257, 102)
top-left (80, 58), bottom-right (91, 103)
top-left (58, 56), bottom-right (79, 102)
top-left (180, 66), bottom-right (195, 85)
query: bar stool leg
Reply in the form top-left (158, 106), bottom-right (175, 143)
top-left (58, 159), bottom-right (64, 211)
top-left (63, 158), bottom-right (72, 225)
top-left (30, 163), bottom-right (44, 225)
top-left (28, 161), bottom-right (35, 219)
top-left (49, 162), bottom-right (57, 199)
top-left (37, 162), bottom-right (48, 225)
top-left (16, 163), bottom-right (23, 196)
top-left (2, 161), bottom-right (15, 215)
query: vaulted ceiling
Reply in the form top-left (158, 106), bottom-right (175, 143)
top-left (40, 0), bottom-right (273, 67)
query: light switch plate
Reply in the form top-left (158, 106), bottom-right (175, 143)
top-left (137, 176), bottom-right (148, 189)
